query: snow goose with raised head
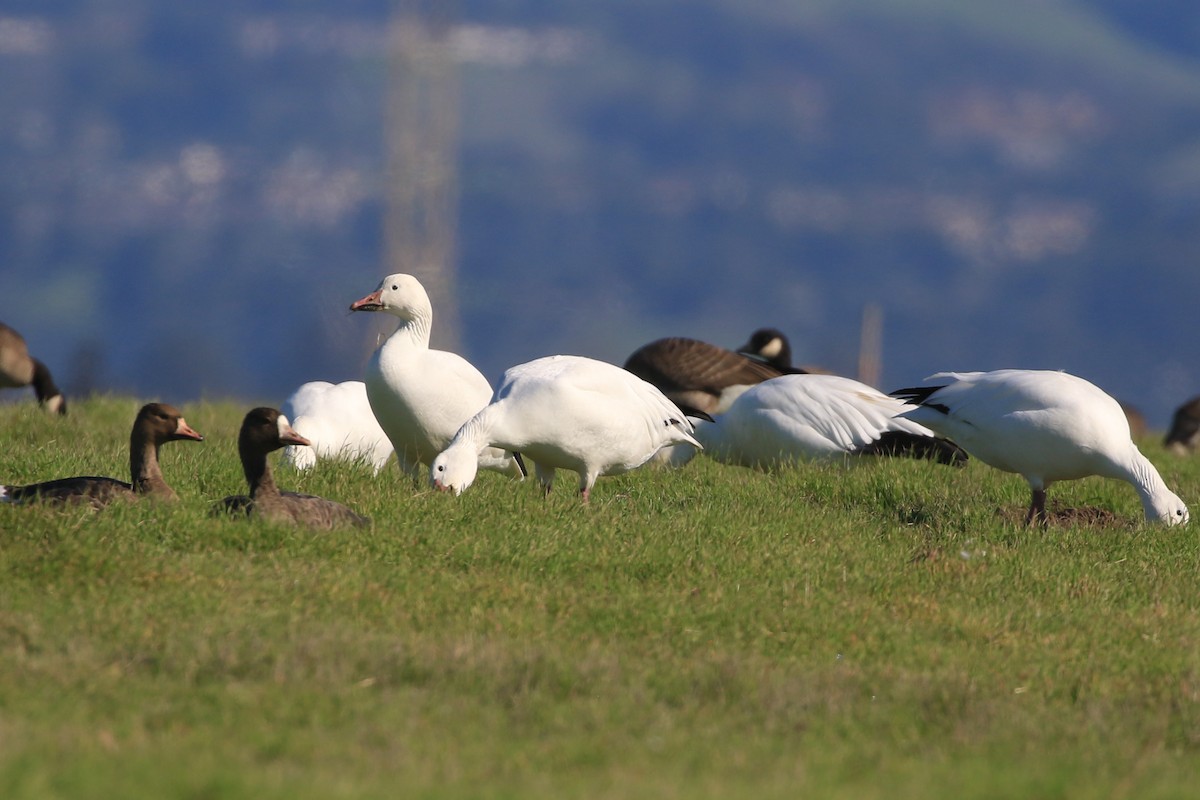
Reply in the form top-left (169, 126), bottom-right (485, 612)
top-left (1, 402), bottom-right (202, 507)
top-left (349, 273), bottom-right (525, 482)
top-left (215, 407), bottom-right (369, 529)
top-left (674, 373), bottom-right (967, 470)
top-left (0, 321), bottom-right (66, 414)
top-left (431, 355), bottom-right (705, 501)
top-left (891, 369), bottom-right (1189, 526)
top-left (281, 380), bottom-right (393, 473)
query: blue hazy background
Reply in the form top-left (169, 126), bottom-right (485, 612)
top-left (3, 0), bottom-right (1200, 427)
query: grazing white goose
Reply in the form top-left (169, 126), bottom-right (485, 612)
top-left (349, 273), bottom-right (525, 482)
top-left (0, 321), bottom-right (66, 414)
top-left (280, 380), bottom-right (393, 473)
top-left (891, 369), bottom-right (1190, 526)
top-left (431, 355), bottom-right (704, 501)
top-left (675, 374), bottom-right (967, 469)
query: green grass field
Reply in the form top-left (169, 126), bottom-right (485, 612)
top-left (1, 396), bottom-right (1199, 798)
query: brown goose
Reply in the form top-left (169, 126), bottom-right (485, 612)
top-left (624, 331), bottom-right (806, 416)
top-left (216, 407), bottom-right (369, 529)
top-left (0, 321), bottom-right (66, 414)
top-left (0, 402), bottom-right (203, 507)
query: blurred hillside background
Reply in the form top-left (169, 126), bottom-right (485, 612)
top-left (3, 0), bottom-right (1200, 427)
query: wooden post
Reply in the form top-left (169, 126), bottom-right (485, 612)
top-left (858, 302), bottom-right (883, 388)
top-left (385, 1), bottom-right (461, 350)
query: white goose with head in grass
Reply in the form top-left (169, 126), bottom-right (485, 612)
top-left (349, 273), bottom-right (525, 483)
top-left (431, 355), bottom-right (704, 501)
top-left (280, 380), bottom-right (393, 473)
top-left (891, 369), bottom-right (1189, 526)
top-left (676, 373), bottom-right (967, 470)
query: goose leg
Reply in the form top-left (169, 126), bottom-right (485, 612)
top-left (1025, 488), bottom-right (1048, 526)
top-left (534, 462), bottom-right (555, 497)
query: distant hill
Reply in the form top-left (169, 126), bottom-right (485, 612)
top-left (2, 1), bottom-right (1199, 426)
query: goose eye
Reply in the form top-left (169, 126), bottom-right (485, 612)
top-left (391, 284), bottom-right (398, 291)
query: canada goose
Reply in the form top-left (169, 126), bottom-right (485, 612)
top-left (892, 370), bottom-right (1189, 526)
top-left (0, 321), bottom-right (66, 414)
top-left (349, 273), bottom-right (525, 482)
top-left (215, 407), bottom-right (369, 529)
top-left (0, 402), bottom-right (202, 507)
top-left (1164, 395), bottom-right (1200, 455)
top-left (431, 355), bottom-right (703, 501)
top-left (624, 332), bottom-right (804, 416)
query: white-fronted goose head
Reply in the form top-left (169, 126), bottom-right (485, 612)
top-left (1165, 395), bottom-right (1200, 455)
top-left (0, 402), bottom-right (203, 508)
top-left (0, 322), bottom-right (66, 415)
top-left (215, 407), bottom-right (369, 529)
top-left (623, 333), bottom-right (800, 416)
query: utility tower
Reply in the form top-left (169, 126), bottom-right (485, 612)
top-left (385, 1), bottom-right (461, 350)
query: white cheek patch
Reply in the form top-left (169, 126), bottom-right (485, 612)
top-left (45, 395), bottom-right (65, 415)
top-left (758, 338), bottom-right (783, 360)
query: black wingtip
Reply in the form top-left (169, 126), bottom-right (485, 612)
top-left (889, 385), bottom-right (951, 414)
top-left (513, 452), bottom-right (529, 478)
top-left (855, 431), bottom-right (969, 467)
top-left (673, 403), bottom-right (715, 423)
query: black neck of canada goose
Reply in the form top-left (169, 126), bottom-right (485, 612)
top-left (31, 359), bottom-right (66, 415)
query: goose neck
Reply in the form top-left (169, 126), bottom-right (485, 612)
top-left (130, 435), bottom-right (173, 497)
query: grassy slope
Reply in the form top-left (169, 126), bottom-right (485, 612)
top-left (1, 397), bottom-right (1199, 798)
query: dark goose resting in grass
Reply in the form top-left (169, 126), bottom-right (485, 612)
top-left (0, 402), bottom-right (203, 508)
top-left (216, 407), bottom-right (369, 529)
top-left (0, 321), bottom-right (67, 415)
top-left (892, 369), bottom-right (1190, 527)
top-left (624, 330), bottom-right (807, 417)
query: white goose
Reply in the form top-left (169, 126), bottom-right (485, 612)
top-left (431, 355), bottom-right (703, 501)
top-left (891, 369), bottom-right (1190, 526)
top-left (676, 374), bottom-right (967, 469)
top-left (349, 273), bottom-right (525, 481)
top-left (280, 380), bottom-right (394, 473)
